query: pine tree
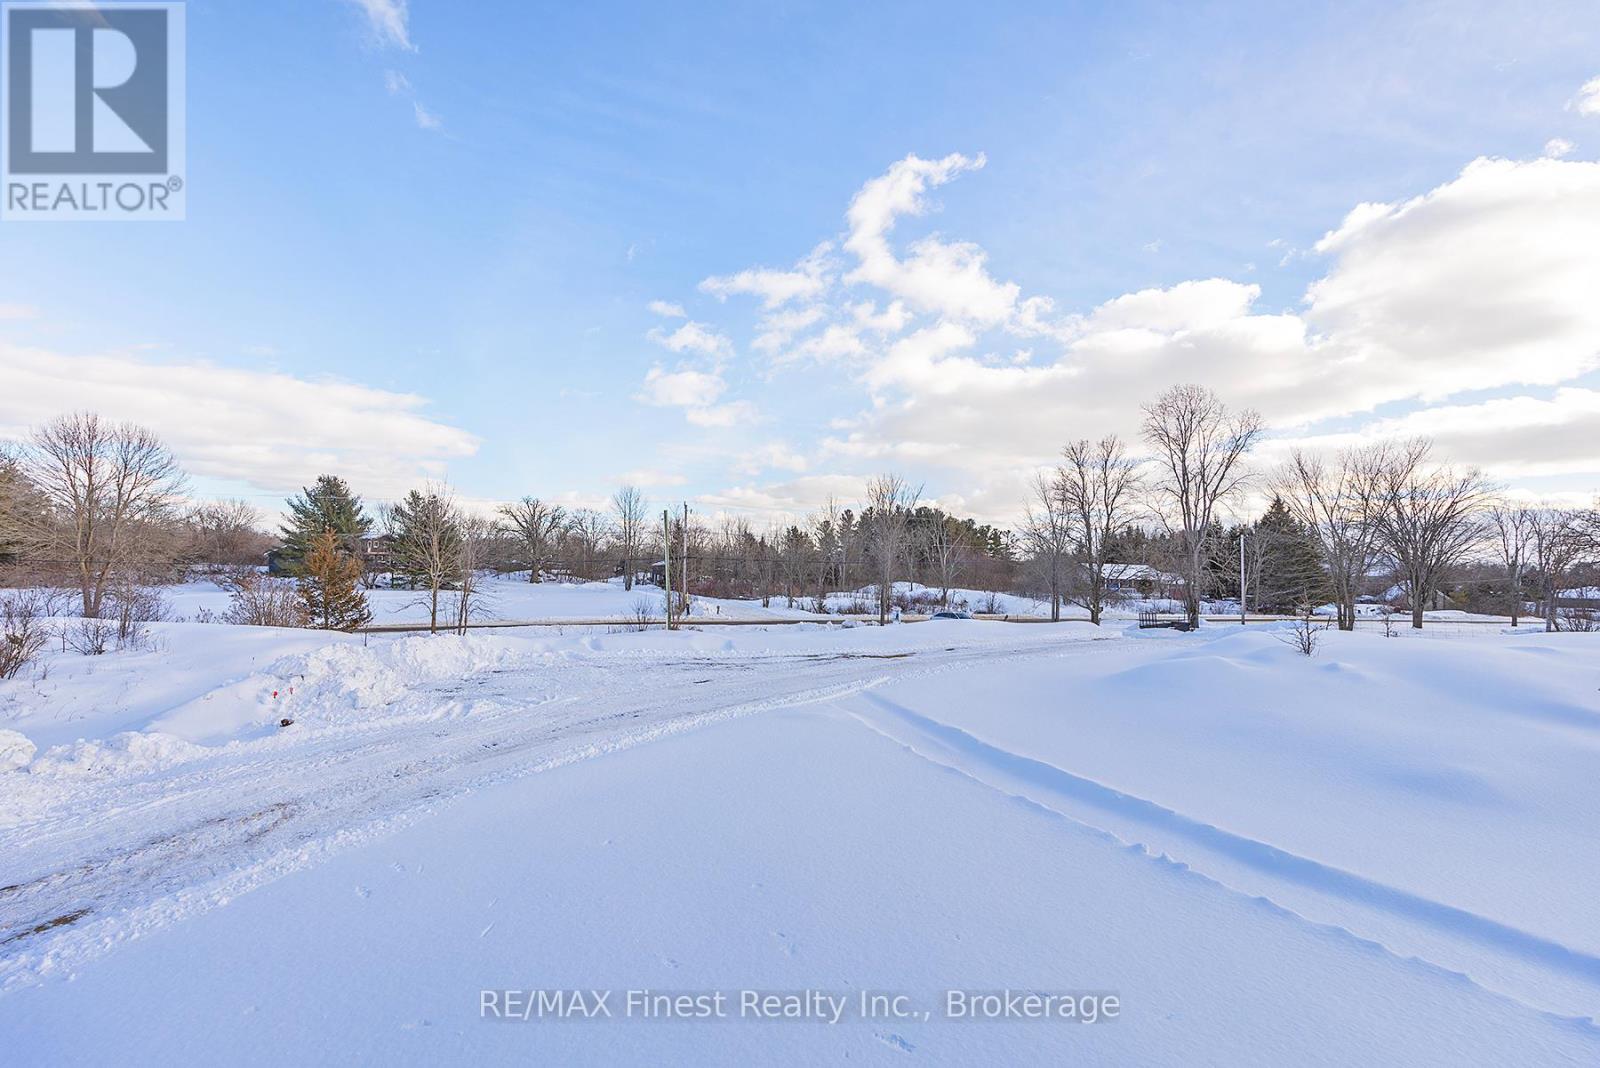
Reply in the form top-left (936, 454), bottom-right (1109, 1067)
top-left (278, 475), bottom-right (372, 575)
top-left (298, 528), bottom-right (373, 631)
top-left (1252, 496), bottom-right (1328, 613)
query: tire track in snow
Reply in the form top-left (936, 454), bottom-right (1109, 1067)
top-left (846, 689), bottom-right (1600, 1023)
top-left (0, 632), bottom-right (1100, 994)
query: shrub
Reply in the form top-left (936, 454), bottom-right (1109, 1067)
top-left (628, 596), bottom-right (659, 632)
top-left (1280, 607), bottom-right (1327, 657)
top-left (66, 618), bottom-right (115, 656)
top-left (0, 591), bottom-right (50, 680)
top-left (221, 571), bottom-right (310, 628)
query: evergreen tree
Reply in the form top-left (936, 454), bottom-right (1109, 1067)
top-left (297, 528), bottom-right (373, 631)
top-left (0, 452), bottom-right (48, 566)
top-left (278, 475), bottom-right (372, 574)
top-left (1252, 496), bottom-right (1328, 612)
top-left (1208, 523), bottom-right (1248, 601)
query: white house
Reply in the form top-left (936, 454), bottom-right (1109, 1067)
top-left (1101, 563), bottom-right (1183, 598)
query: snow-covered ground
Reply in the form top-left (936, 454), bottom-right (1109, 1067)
top-left (155, 572), bottom-right (825, 625)
top-left (98, 573), bottom-right (1517, 628)
top-left (2, 617), bottom-right (1598, 1063)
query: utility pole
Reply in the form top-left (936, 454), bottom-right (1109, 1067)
top-left (662, 509), bottom-right (674, 631)
top-left (1239, 532), bottom-right (1247, 625)
top-left (680, 501), bottom-right (691, 622)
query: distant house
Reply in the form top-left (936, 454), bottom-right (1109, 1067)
top-left (1101, 563), bottom-right (1183, 598)
top-left (267, 535), bottom-right (394, 576)
top-left (612, 558), bottom-right (656, 587)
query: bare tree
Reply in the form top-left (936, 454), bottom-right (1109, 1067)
top-left (612, 485), bottom-right (647, 590)
top-left (1021, 469), bottom-right (1072, 621)
top-left (1368, 440), bottom-right (1490, 630)
top-left (864, 474), bottom-right (921, 624)
top-left (1059, 436), bottom-right (1142, 625)
top-left (1487, 502), bottom-right (1536, 627)
top-left (1529, 508), bottom-right (1589, 631)
top-left (453, 513), bottom-right (495, 634)
top-left (1141, 385), bottom-right (1263, 628)
top-left (187, 499), bottom-right (269, 569)
top-left (385, 483), bottom-right (461, 633)
top-left (499, 497), bottom-right (566, 583)
top-left (1272, 447), bottom-right (1384, 631)
top-left (926, 517), bottom-right (972, 608)
top-left (23, 413), bottom-right (187, 618)
top-left (563, 509), bottom-right (610, 580)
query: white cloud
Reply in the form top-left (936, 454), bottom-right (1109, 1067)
top-left (648, 300), bottom-right (687, 318)
top-left (1304, 157), bottom-right (1600, 406)
top-left (1544, 137), bottom-right (1575, 159)
top-left (733, 442), bottom-right (810, 476)
top-left (1270, 389), bottom-right (1600, 480)
top-left (838, 157), bottom-right (1600, 482)
top-left (1571, 75), bottom-right (1600, 117)
top-left (0, 342), bottom-right (478, 497)
top-left (636, 367), bottom-right (726, 408)
top-left (0, 303), bottom-right (39, 321)
top-left (783, 323), bottom-right (870, 365)
top-left (348, 0), bottom-right (414, 51)
top-left (412, 101), bottom-right (441, 131)
top-left (647, 320), bottom-right (733, 359)
top-left (849, 300), bottom-right (910, 335)
top-left (621, 468), bottom-right (688, 487)
top-left (700, 243), bottom-right (832, 308)
top-left (843, 152), bottom-right (1023, 327)
top-left (752, 306), bottom-right (825, 353)
top-left (656, 152), bottom-right (1600, 515)
top-left (685, 401), bottom-right (758, 428)
top-left (696, 474), bottom-right (872, 517)
top-left (380, 63), bottom-right (439, 132)
top-left (1086, 278), bottom-right (1257, 334)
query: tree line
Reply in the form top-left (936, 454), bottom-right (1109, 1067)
top-left (4, 403), bottom-right (1598, 645)
top-left (1019, 384), bottom-right (1600, 630)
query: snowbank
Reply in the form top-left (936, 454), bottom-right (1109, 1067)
top-left (0, 729), bottom-right (34, 772)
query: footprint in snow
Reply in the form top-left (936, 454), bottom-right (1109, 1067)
top-left (354, 885), bottom-right (371, 899)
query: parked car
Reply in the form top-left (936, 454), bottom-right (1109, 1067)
top-left (930, 610), bottom-right (974, 620)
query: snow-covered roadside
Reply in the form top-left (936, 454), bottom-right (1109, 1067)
top-left (0, 621), bottom-right (1113, 991)
top-left (0, 623), bottom-right (356, 751)
top-left (3, 619), bottom-right (1598, 1063)
top-left (5, 669), bottom-right (1598, 1065)
top-left (0, 616), bottom-right (1101, 760)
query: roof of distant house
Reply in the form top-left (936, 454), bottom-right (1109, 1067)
top-left (1101, 563), bottom-right (1183, 584)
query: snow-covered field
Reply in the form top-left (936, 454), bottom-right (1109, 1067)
top-left (139, 572), bottom-right (1519, 629)
top-left (3, 615), bottom-right (1598, 1064)
top-left (158, 572), bottom-right (825, 625)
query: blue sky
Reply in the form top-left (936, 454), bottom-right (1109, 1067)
top-left (4, 0), bottom-right (1600, 523)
